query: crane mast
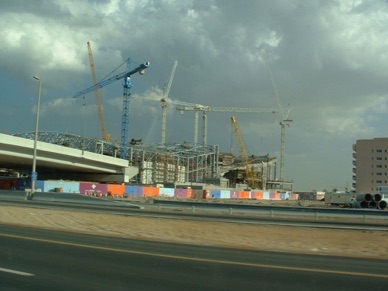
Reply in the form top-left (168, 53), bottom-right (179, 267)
top-left (230, 116), bottom-right (256, 188)
top-left (261, 51), bottom-right (292, 182)
top-left (74, 58), bottom-right (150, 160)
top-left (87, 41), bottom-right (110, 141)
top-left (161, 60), bottom-right (178, 145)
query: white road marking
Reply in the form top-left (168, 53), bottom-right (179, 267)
top-left (0, 267), bottom-right (34, 276)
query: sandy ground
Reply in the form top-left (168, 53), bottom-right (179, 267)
top-left (0, 204), bottom-right (387, 260)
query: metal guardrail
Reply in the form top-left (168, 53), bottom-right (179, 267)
top-left (152, 199), bottom-right (388, 223)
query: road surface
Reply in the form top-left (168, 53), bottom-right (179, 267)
top-left (0, 224), bottom-right (387, 290)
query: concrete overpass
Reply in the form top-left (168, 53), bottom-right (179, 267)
top-left (0, 133), bottom-right (138, 183)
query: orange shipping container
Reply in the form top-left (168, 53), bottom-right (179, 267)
top-left (107, 184), bottom-right (125, 196)
top-left (238, 191), bottom-right (250, 199)
top-left (273, 192), bottom-right (281, 200)
top-left (251, 191), bottom-right (263, 199)
top-left (143, 186), bottom-right (159, 197)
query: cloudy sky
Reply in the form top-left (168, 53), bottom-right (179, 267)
top-left (1, 0), bottom-right (388, 192)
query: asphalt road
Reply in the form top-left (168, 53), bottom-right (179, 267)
top-left (0, 224), bottom-right (387, 290)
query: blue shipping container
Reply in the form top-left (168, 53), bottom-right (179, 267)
top-left (209, 189), bottom-right (221, 199)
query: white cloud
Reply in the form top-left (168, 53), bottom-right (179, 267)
top-left (2, 0), bottom-right (388, 191)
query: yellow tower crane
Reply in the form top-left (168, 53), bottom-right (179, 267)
top-left (87, 41), bottom-right (111, 141)
top-left (230, 115), bottom-right (260, 189)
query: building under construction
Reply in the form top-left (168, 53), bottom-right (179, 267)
top-left (13, 131), bottom-right (219, 185)
top-left (128, 141), bottom-right (219, 185)
top-left (218, 153), bottom-right (290, 190)
top-left (12, 132), bottom-right (292, 190)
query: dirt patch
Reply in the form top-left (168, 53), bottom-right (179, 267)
top-left (0, 205), bottom-right (387, 259)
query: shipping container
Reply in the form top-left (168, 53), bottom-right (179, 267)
top-left (186, 188), bottom-right (193, 198)
top-left (0, 179), bottom-right (11, 189)
top-left (325, 193), bottom-right (357, 204)
top-left (80, 182), bottom-right (108, 196)
top-left (128, 186), bottom-right (142, 197)
top-left (230, 191), bottom-right (239, 199)
top-left (107, 184), bottom-right (125, 196)
top-left (220, 190), bottom-right (231, 199)
top-left (159, 187), bottom-right (174, 197)
top-left (175, 188), bottom-right (189, 198)
top-left (209, 189), bottom-right (221, 199)
top-left (238, 191), bottom-right (250, 199)
top-left (125, 185), bottom-right (139, 197)
top-left (35, 180), bottom-right (44, 192)
top-left (251, 191), bottom-right (263, 199)
top-left (191, 189), bottom-right (203, 199)
top-left (263, 191), bottom-right (270, 200)
top-left (203, 189), bottom-right (210, 199)
top-left (17, 179), bottom-right (31, 190)
top-left (143, 186), bottom-right (159, 197)
top-left (42, 181), bottom-right (80, 193)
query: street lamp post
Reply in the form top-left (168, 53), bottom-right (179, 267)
top-left (31, 76), bottom-right (42, 198)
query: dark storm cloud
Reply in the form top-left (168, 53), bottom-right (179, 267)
top-left (1, 0), bottom-right (388, 191)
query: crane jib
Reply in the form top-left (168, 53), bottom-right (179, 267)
top-left (73, 62), bottom-right (150, 98)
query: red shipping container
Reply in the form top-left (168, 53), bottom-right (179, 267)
top-left (238, 191), bottom-right (250, 199)
top-left (202, 189), bottom-right (210, 199)
top-left (251, 191), bottom-right (263, 199)
top-left (0, 179), bottom-right (11, 189)
top-left (143, 186), bottom-right (159, 197)
top-left (107, 184), bottom-right (125, 196)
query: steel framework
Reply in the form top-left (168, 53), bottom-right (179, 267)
top-left (14, 131), bottom-right (219, 185)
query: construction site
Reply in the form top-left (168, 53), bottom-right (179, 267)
top-left (8, 44), bottom-right (293, 191)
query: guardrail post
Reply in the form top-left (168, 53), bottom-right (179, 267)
top-left (229, 207), bottom-right (233, 215)
top-left (315, 212), bottom-right (319, 221)
top-left (192, 206), bottom-right (195, 213)
top-left (363, 214), bottom-right (367, 223)
top-left (270, 209), bottom-right (274, 218)
top-left (158, 204), bottom-right (161, 211)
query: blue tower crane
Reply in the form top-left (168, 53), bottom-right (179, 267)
top-left (74, 58), bottom-right (150, 160)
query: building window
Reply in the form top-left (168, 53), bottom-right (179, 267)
top-left (377, 165), bottom-right (383, 168)
top-left (377, 180), bottom-right (382, 183)
top-left (377, 157), bottom-right (383, 160)
top-left (377, 149), bottom-right (383, 153)
top-left (377, 172), bottom-right (382, 176)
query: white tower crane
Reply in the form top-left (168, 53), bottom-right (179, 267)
top-left (176, 105), bottom-right (278, 146)
top-left (261, 51), bottom-right (292, 182)
top-left (161, 60), bottom-right (178, 145)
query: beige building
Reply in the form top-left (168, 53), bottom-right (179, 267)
top-left (353, 138), bottom-right (388, 193)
